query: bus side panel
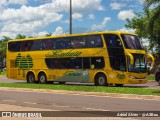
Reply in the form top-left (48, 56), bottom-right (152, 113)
top-left (50, 69), bottom-right (89, 83)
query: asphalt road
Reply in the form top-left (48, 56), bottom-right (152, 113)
top-left (0, 89), bottom-right (160, 119)
top-left (0, 75), bottom-right (160, 119)
top-left (0, 89), bottom-right (160, 111)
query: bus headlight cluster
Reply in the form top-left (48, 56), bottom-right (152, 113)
top-left (129, 76), bottom-right (136, 79)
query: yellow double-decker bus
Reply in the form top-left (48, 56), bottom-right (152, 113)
top-left (6, 31), bottom-right (154, 86)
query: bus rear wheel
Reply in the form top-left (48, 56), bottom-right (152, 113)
top-left (27, 72), bottom-right (35, 83)
top-left (115, 84), bottom-right (124, 87)
top-left (38, 73), bottom-right (47, 84)
top-left (95, 73), bottom-right (107, 86)
top-left (59, 82), bottom-right (66, 84)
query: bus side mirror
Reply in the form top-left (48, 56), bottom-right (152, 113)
top-left (126, 52), bottom-right (134, 64)
top-left (146, 54), bottom-right (154, 69)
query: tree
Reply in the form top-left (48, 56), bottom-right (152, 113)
top-left (45, 33), bottom-right (52, 37)
top-left (0, 36), bottom-right (11, 71)
top-left (144, 0), bottom-right (160, 33)
top-left (125, 9), bottom-right (160, 52)
top-left (15, 34), bottom-right (26, 39)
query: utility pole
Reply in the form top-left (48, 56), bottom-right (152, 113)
top-left (70, 0), bottom-right (72, 34)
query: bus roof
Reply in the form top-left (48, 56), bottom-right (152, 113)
top-left (8, 31), bottom-right (137, 42)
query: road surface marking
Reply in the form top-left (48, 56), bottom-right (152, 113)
top-left (52, 104), bottom-right (109, 111)
top-left (2, 100), bottom-right (16, 103)
top-left (23, 102), bottom-right (37, 105)
top-left (82, 107), bottom-right (109, 111)
top-left (52, 104), bottom-right (70, 108)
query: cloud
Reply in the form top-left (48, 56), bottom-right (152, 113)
top-left (52, 26), bottom-right (64, 35)
top-left (121, 0), bottom-right (133, 1)
top-left (0, 0), bottom-right (104, 37)
top-left (72, 13), bottom-right (83, 21)
top-left (91, 17), bottom-right (111, 31)
top-left (0, 0), bottom-right (28, 6)
top-left (117, 27), bottom-right (135, 33)
top-left (61, 20), bottom-right (69, 24)
top-left (139, 0), bottom-right (145, 4)
top-left (23, 27), bottom-right (65, 38)
top-left (110, 2), bottom-right (126, 10)
top-left (88, 14), bottom-right (95, 19)
top-left (0, 5), bottom-right (63, 34)
top-left (32, 31), bottom-right (49, 37)
top-left (51, 0), bottom-right (104, 13)
top-left (0, 32), bottom-right (17, 39)
top-left (118, 10), bottom-right (135, 20)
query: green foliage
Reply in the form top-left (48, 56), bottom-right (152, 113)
top-left (148, 74), bottom-right (155, 80)
top-left (125, 8), bottom-right (160, 51)
top-left (15, 34), bottom-right (26, 39)
top-left (0, 36), bottom-right (11, 69)
top-left (126, 0), bottom-right (160, 51)
top-left (0, 71), bottom-right (6, 75)
top-left (126, 13), bottom-right (149, 38)
top-left (45, 33), bottom-right (52, 37)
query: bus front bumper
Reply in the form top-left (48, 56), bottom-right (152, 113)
top-left (128, 77), bottom-right (148, 84)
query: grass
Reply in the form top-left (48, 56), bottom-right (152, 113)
top-left (148, 74), bottom-right (155, 80)
top-left (0, 82), bottom-right (159, 96)
top-left (0, 71), bottom-right (158, 95)
top-left (0, 71), bottom-right (6, 75)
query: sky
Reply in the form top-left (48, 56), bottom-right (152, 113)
top-left (0, 0), bottom-right (146, 39)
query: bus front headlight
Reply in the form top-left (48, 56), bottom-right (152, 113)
top-left (129, 76), bottom-right (136, 79)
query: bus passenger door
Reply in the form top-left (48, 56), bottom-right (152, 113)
top-left (110, 55), bottom-right (127, 84)
top-left (103, 34), bottom-right (127, 84)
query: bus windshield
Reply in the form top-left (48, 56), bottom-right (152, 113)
top-left (128, 54), bottom-right (147, 73)
top-left (121, 34), bottom-right (143, 50)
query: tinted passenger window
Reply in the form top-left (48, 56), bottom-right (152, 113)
top-left (54, 38), bottom-right (71, 49)
top-left (31, 40), bottom-right (42, 50)
top-left (8, 42), bottom-right (21, 52)
top-left (104, 34), bottom-right (123, 48)
top-left (83, 57), bottom-right (90, 69)
top-left (8, 35), bottom-right (103, 52)
top-left (71, 36), bottom-right (86, 48)
top-left (91, 57), bottom-right (104, 69)
top-left (45, 57), bottom-right (104, 69)
top-left (86, 35), bottom-right (103, 48)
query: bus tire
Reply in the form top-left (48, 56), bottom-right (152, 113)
top-left (59, 82), bottom-right (66, 84)
top-left (27, 72), bottom-right (35, 83)
top-left (115, 84), bottom-right (124, 87)
top-left (38, 72), bottom-right (47, 84)
top-left (158, 78), bottom-right (160, 85)
top-left (95, 73), bottom-right (107, 86)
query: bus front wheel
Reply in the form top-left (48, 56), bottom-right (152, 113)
top-left (38, 73), bottom-right (47, 84)
top-left (95, 73), bottom-right (107, 86)
top-left (27, 72), bottom-right (35, 83)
